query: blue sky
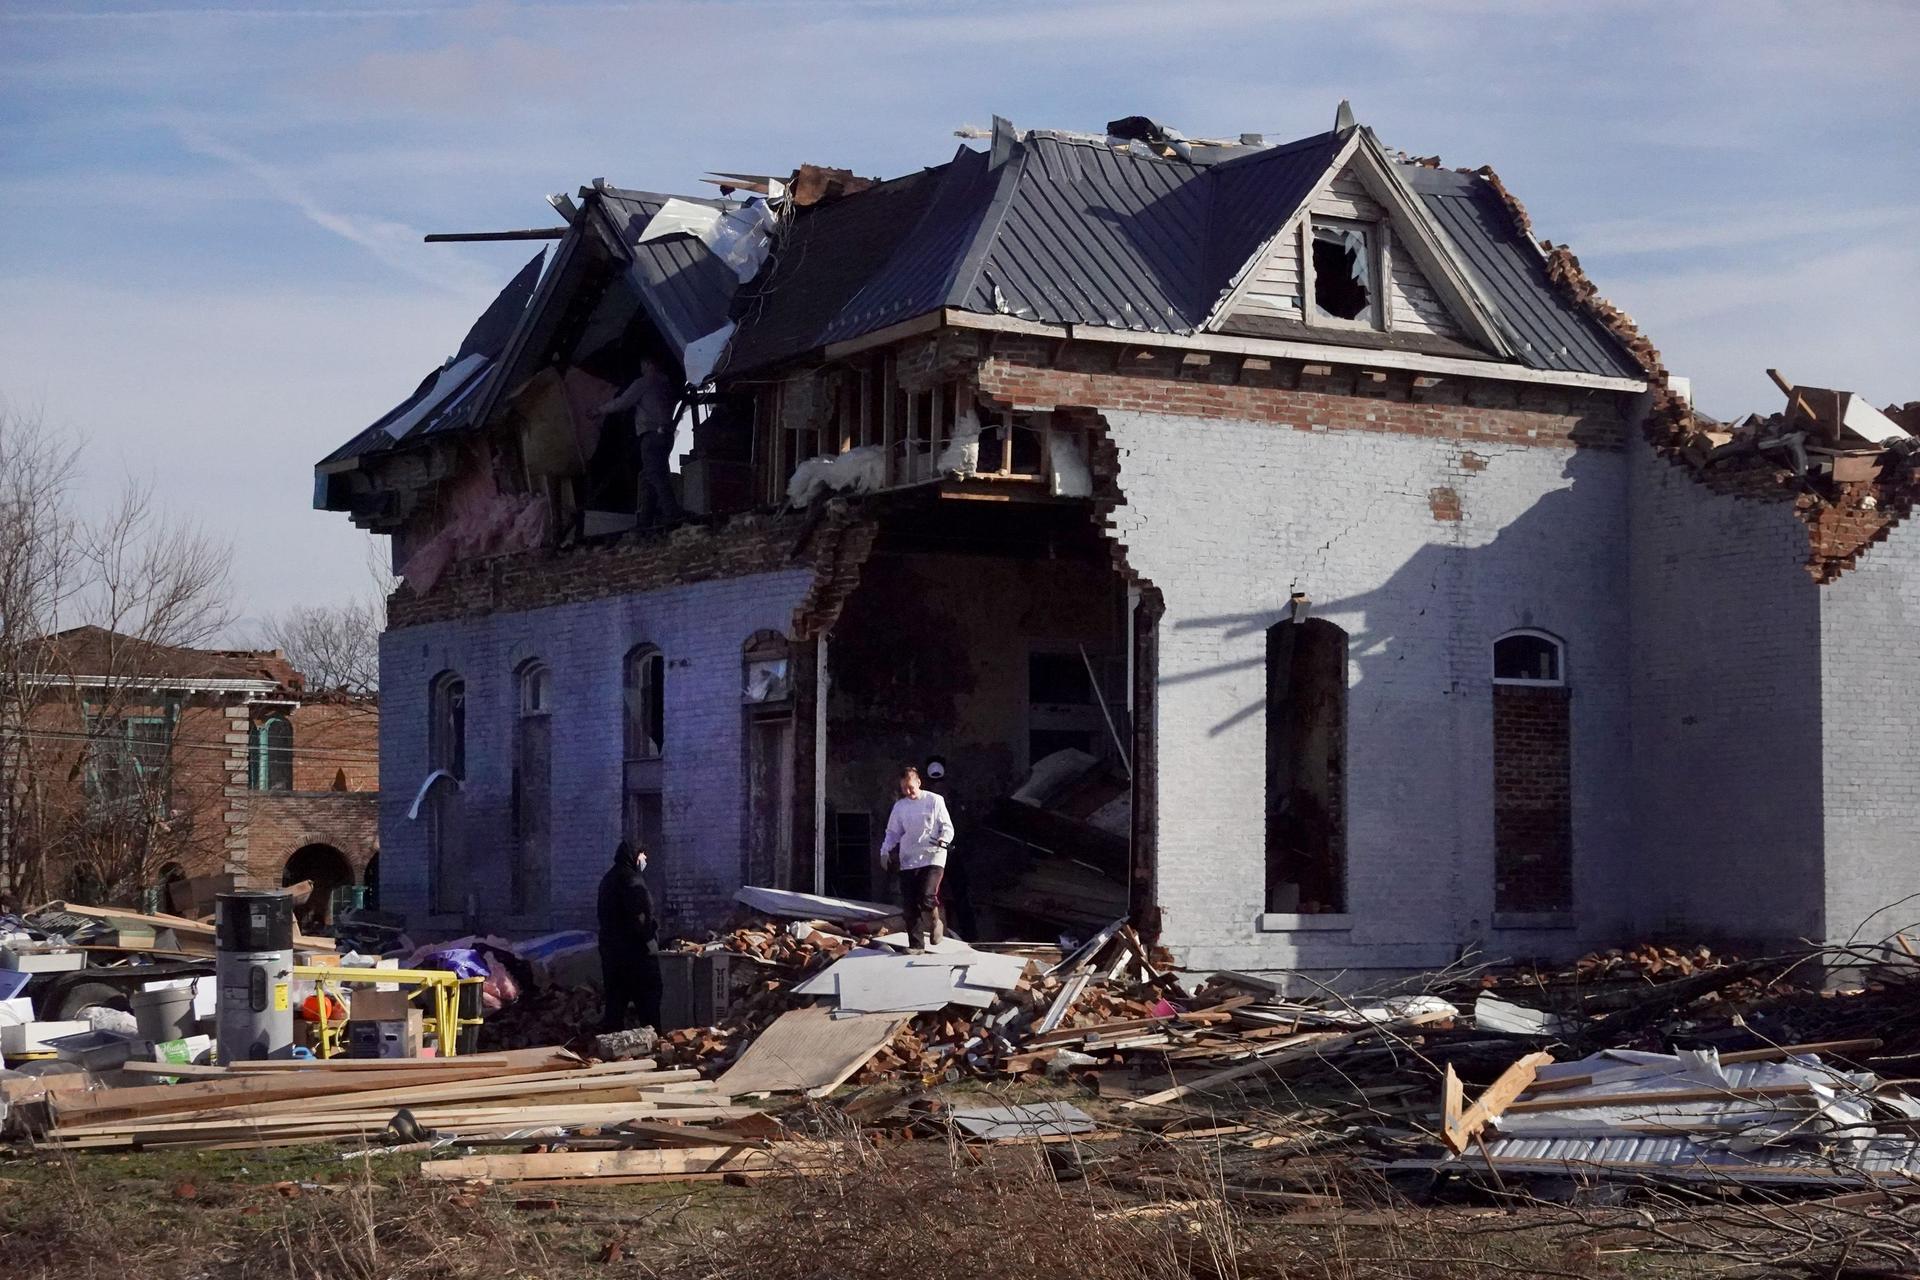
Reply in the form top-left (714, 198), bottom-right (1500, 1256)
top-left (2, 0), bottom-right (1916, 624)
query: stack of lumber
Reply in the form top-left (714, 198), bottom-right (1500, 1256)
top-left (33, 899), bottom-right (336, 955)
top-left (19, 1048), bottom-right (763, 1152)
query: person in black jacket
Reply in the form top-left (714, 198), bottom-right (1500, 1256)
top-left (596, 841), bottom-right (663, 1033)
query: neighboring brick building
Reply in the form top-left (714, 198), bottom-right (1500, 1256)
top-left (5, 626), bottom-right (379, 917)
top-left (314, 111), bottom-right (1920, 975)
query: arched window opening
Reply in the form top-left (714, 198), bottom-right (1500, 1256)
top-left (249, 715), bottom-right (294, 791)
top-left (1493, 630), bottom-right (1564, 685)
top-left (1265, 617), bottom-right (1348, 914)
top-left (743, 632), bottom-right (794, 887)
top-left (284, 843), bottom-right (352, 928)
top-left (623, 647), bottom-right (664, 760)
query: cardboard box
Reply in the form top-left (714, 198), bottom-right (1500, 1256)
top-left (349, 989), bottom-right (415, 1022)
top-left (347, 1011), bottom-right (422, 1059)
top-left (0, 995), bottom-right (35, 1028)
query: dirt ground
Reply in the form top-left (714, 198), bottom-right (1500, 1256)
top-left (4, 1132), bottom-right (1893, 1280)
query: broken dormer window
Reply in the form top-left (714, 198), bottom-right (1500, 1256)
top-left (1311, 220), bottom-right (1374, 324)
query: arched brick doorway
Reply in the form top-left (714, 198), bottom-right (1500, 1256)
top-left (284, 843), bottom-right (354, 927)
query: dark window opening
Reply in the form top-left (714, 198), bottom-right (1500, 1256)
top-left (1493, 632), bottom-right (1562, 684)
top-left (1312, 222), bottom-right (1372, 322)
top-left (1265, 618), bottom-right (1348, 913)
top-left (1028, 652), bottom-right (1093, 706)
top-left (828, 810), bottom-right (873, 902)
top-left (624, 647), bottom-right (665, 759)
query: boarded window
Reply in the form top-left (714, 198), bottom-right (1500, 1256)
top-left (428, 672), bottom-right (465, 914)
top-left (1492, 632), bottom-right (1571, 912)
top-left (511, 661), bottom-right (552, 914)
top-left (1265, 619), bottom-right (1348, 913)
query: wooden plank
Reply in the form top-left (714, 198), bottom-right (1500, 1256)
top-left (1441, 1065), bottom-right (1464, 1149)
top-left (1123, 1031), bottom-right (1350, 1109)
top-left (1504, 1083), bottom-right (1817, 1116)
top-left (422, 1144), bottom-right (812, 1182)
top-left (713, 1005), bottom-right (906, 1097)
top-left (1443, 1051), bottom-right (1551, 1154)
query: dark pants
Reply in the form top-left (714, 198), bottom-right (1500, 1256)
top-left (636, 430), bottom-right (681, 528)
top-left (599, 943), bottom-right (664, 1033)
top-left (900, 864), bottom-right (944, 949)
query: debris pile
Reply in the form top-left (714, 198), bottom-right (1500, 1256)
top-left (1668, 369), bottom-right (1920, 581)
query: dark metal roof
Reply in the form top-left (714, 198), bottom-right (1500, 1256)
top-left (721, 127), bottom-right (1643, 384)
top-left (1201, 130), bottom-right (1346, 312)
top-left (317, 249), bottom-right (545, 468)
top-left (960, 133), bottom-right (1208, 332)
top-left (1404, 166), bottom-right (1643, 379)
top-left (318, 124), bottom-right (1648, 488)
top-left (723, 162), bottom-right (963, 376)
top-left (597, 189), bottom-right (743, 357)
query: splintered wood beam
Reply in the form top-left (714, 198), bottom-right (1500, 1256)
top-left (1443, 1050), bottom-right (1553, 1154)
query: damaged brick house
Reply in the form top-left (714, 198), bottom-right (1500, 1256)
top-left (316, 110), bottom-right (1920, 976)
top-left (1, 627), bottom-right (380, 918)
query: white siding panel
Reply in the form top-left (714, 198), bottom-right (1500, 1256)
top-left (1387, 252), bottom-right (1466, 339)
top-left (1310, 170), bottom-right (1385, 222)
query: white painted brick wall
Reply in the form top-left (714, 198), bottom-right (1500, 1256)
top-left (1818, 523), bottom-right (1920, 947)
top-left (379, 568), bottom-right (816, 936)
top-left (1104, 409), bottom-right (1634, 974)
top-left (1626, 441), bottom-right (1825, 945)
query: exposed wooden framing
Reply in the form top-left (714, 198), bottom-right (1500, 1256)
top-left (1377, 223), bottom-right (1394, 332)
top-left (856, 365), bottom-right (872, 449)
top-left (930, 382), bottom-right (947, 465)
top-left (881, 352), bottom-right (898, 483)
top-left (1299, 219), bottom-right (1316, 323)
top-left (999, 409), bottom-right (1015, 475)
top-left (904, 388), bottom-right (921, 484)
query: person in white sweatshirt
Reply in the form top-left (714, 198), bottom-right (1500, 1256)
top-left (880, 764), bottom-right (955, 952)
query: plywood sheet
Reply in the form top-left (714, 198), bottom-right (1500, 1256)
top-left (714, 1005), bottom-right (905, 1096)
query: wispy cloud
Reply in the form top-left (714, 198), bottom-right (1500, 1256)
top-left (1572, 205), bottom-right (1919, 257)
top-left (172, 125), bottom-right (495, 298)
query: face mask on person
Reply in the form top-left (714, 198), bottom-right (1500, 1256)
top-left (637, 853), bottom-right (649, 872)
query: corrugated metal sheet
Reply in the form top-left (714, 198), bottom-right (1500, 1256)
top-left (1406, 166), bottom-right (1643, 378)
top-left (1474, 1133), bottom-right (1920, 1184)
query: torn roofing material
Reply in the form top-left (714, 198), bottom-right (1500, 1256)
top-left (317, 250), bottom-right (546, 470)
top-left (594, 187), bottom-right (751, 364)
top-left (719, 123), bottom-right (1641, 381)
top-left (1405, 166), bottom-right (1644, 380)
